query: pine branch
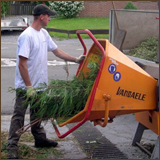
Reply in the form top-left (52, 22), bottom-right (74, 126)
top-left (9, 55), bottom-right (102, 124)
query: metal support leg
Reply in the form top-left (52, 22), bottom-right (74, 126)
top-left (132, 123), bottom-right (159, 159)
top-left (132, 122), bottom-right (148, 146)
top-left (151, 136), bottom-right (159, 159)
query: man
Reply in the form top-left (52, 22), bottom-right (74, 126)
top-left (7, 4), bottom-right (85, 159)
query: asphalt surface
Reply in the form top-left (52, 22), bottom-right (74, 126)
top-left (1, 28), bottom-right (158, 159)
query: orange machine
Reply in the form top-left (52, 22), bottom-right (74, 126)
top-left (52, 29), bottom-right (159, 139)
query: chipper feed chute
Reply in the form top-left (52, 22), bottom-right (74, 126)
top-left (53, 29), bottom-right (158, 138)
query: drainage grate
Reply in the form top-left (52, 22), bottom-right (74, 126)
top-left (67, 121), bottom-right (128, 159)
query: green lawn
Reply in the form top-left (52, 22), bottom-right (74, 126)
top-left (47, 17), bottom-right (109, 39)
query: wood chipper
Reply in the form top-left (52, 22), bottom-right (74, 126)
top-left (52, 29), bottom-right (159, 140)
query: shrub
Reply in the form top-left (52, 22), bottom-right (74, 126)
top-left (49, 1), bottom-right (84, 18)
top-left (123, 1), bottom-right (137, 10)
top-left (1, 1), bottom-right (11, 17)
top-left (127, 37), bottom-right (158, 61)
top-left (33, 1), bottom-right (50, 6)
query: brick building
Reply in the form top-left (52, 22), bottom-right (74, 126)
top-left (79, 1), bottom-right (159, 17)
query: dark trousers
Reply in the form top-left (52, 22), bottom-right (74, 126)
top-left (7, 92), bottom-right (46, 150)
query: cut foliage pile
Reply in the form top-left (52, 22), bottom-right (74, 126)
top-left (127, 37), bottom-right (158, 61)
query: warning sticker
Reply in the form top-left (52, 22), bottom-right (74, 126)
top-left (113, 72), bottom-right (121, 82)
top-left (108, 64), bottom-right (116, 74)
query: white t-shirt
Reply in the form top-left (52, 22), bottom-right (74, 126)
top-left (15, 26), bottom-right (57, 89)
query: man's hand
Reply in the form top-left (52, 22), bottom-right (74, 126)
top-left (26, 86), bottom-right (36, 98)
top-left (75, 55), bottom-right (86, 63)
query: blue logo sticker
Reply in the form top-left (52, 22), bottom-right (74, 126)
top-left (108, 64), bottom-right (116, 74)
top-left (113, 72), bottom-right (121, 82)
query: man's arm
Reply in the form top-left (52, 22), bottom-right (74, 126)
top-left (18, 56), bottom-right (36, 97)
top-left (18, 56), bottom-right (32, 87)
top-left (52, 48), bottom-right (77, 62)
top-left (52, 48), bottom-right (85, 63)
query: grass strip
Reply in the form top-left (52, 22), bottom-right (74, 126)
top-left (47, 17), bottom-right (109, 39)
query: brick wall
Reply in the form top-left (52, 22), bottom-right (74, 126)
top-left (79, 1), bottom-right (159, 17)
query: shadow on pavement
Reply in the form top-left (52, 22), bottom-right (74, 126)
top-left (1, 30), bottom-right (23, 36)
